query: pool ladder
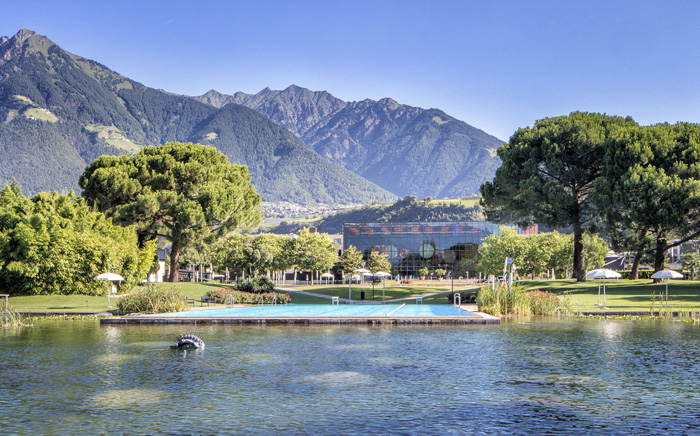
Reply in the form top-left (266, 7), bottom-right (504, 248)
top-left (257, 294), bottom-right (277, 306)
top-left (225, 295), bottom-right (235, 308)
top-left (454, 293), bottom-right (461, 307)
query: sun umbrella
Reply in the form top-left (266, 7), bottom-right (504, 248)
top-left (94, 272), bottom-right (125, 282)
top-left (320, 272), bottom-right (334, 285)
top-left (94, 272), bottom-right (124, 308)
top-left (587, 269), bottom-right (621, 309)
top-left (374, 272), bottom-right (391, 302)
top-left (651, 270), bottom-right (684, 305)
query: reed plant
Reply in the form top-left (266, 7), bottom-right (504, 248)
top-left (477, 285), bottom-right (574, 316)
top-left (1, 302), bottom-right (26, 327)
top-left (476, 284), bottom-right (531, 316)
top-left (117, 284), bottom-right (188, 314)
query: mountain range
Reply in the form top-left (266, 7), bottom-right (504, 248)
top-left (194, 86), bottom-right (503, 198)
top-left (0, 28), bottom-right (502, 205)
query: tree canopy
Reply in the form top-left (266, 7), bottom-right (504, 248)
top-left (0, 185), bottom-right (155, 295)
top-left (481, 112), bottom-right (637, 281)
top-left (593, 123), bottom-right (700, 273)
top-left (79, 142), bottom-right (262, 281)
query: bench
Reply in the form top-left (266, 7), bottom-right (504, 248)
top-left (185, 297), bottom-right (196, 307)
top-left (200, 296), bottom-right (214, 306)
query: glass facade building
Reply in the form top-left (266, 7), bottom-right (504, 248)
top-left (343, 222), bottom-right (536, 278)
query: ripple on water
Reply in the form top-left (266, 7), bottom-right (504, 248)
top-left (238, 352), bottom-right (289, 364)
top-left (298, 371), bottom-right (371, 386)
top-left (86, 389), bottom-right (167, 409)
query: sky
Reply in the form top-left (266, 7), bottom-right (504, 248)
top-left (2, 0), bottom-right (700, 140)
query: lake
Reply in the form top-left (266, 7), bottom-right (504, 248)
top-left (2, 318), bottom-right (700, 434)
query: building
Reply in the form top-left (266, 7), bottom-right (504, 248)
top-left (343, 222), bottom-right (536, 278)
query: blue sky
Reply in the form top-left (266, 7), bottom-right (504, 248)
top-left (2, 0), bottom-right (699, 140)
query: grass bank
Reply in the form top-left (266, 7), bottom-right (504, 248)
top-left (519, 279), bottom-right (700, 312)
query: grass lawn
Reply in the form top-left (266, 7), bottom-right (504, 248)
top-left (7, 282), bottom-right (328, 313)
top-left (519, 279), bottom-right (700, 312)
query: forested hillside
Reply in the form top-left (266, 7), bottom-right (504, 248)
top-left (0, 29), bottom-right (395, 205)
top-left (266, 196), bottom-right (485, 234)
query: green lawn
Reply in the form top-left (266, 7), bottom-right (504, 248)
top-left (7, 282), bottom-right (327, 313)
top-left (11, 278), bottom-right (698, 314)
top-left (519, 279), bottom-right (700, 312)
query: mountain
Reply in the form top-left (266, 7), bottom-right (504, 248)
top-left (193, 85), bottom-right (503, 198)
top-left (0, 29), bottom-right (396, 205)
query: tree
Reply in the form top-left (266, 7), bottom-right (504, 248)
top-left (481, 112), bottom-right (637, 281)
top-left (0, 186), bottom-right (155, 295)
top-left (583, 233), bottom-right (608, 270)
top-left (336, 245), bottom-right (363, 279)
top-left (682, 252), bottom-right (700, 280)
top-left (211, 233), bottom-right (250, 278)
top-left (477, 226), bottom-right (528, 277)
top-left (367, 250), bottom-right (391, 274)
top-left (79, 142), bottom-right (262, 282)
top-left (594, 123), bottom-right (700, 273)
top-left (293, 228), bottom-right (338, 285)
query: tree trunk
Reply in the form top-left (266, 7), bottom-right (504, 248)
top-left (169, 240), bottom-right (180, 283)
top-left (573, 222), bottom-right (586, 282)
top-left (630, 248), bottom-right (643, 280)
top-left (654, 236), bottom-right (667, 273)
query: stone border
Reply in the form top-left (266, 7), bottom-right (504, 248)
top-left (101, 312), bottom-right (500, 325)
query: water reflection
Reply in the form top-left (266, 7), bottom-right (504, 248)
top-left (3, 319), bottom-right (700, 434)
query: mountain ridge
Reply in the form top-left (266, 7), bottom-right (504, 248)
top-left (192, 85), bottom-right (503, 197)
top-left (0, 28), bottom-right (396, 205)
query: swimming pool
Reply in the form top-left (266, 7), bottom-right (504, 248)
top-left (148, 303), bottom-right (476, 318)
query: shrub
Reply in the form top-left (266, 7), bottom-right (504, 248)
top-left (447, 292), bottom-right (477, 304)
top-left (418, 267), bottom-right (429, 277)
top-left (117, 284), bottom-right (188, 314)
top-left (237, 276), bottom-right (275, 294)
top-left (206, 288), bottom-right (291, 305)
top-left (400, 279), bottom-right (413, 284)
top-left (617, 270), bottom-right (656, 280)
top-left (435, 268), bottom-right (447, 278)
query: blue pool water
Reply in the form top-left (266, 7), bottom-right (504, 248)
top-left (150, 303), bottom-right (475, 317)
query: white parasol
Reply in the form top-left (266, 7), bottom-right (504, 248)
top-left (651, 270), bottom-right (684, 305)
top-left (587, 269), bottom-right (621, 309)
top-left (94, 272), bottom-right (124, 308)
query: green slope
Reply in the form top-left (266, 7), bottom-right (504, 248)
top-left (0, 28), bottom-right (395, 204)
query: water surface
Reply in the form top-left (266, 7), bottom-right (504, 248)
top-left (2, 318), bottom-right (700, 434)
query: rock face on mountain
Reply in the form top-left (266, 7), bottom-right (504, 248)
top-left (0, 29), bottom-right (395, 205)
top-left (194, 85), bottom-right (503, 198)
